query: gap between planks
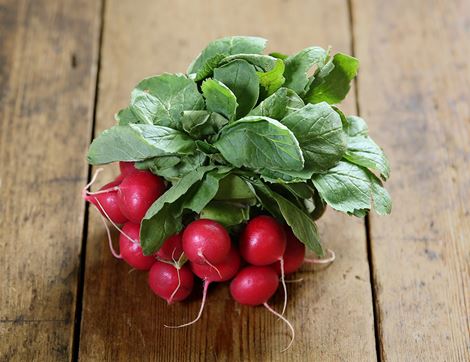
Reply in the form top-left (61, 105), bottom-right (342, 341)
top-left (347, 0), bottom-right (383, 360)
top-left (71, 0), bottom-right (107, 360)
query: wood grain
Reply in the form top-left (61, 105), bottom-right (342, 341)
top-left (0, 0), bottom-right (101, 360)
top-left (353, 0), bottom-right (470, 360)
top-left (78, 0), bottom-right (376, 361)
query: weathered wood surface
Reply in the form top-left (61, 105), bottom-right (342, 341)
top-left (353, 0), bottom-right (470, 360)
top-left (0, 0), bottom-right (101, 360)
top-left (2, 0), bottom-right (470, 361)
top-left (78, 0), bottom-right (376, 361)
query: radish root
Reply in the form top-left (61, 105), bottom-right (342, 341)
top-left (285, 278), bottom-right (304, 283)
top-left (280, 257), bottom-right (287, 316)
top-left (94, 198), bottom-right (136, 244)
top-left (98, 213), bottom-right (121, 259)
top-left (168, 266), bottom-right (182, 304)
top-left (82, 168), bottom-right (119, 196)
top-left (304, 248), bottom-right (336, 265)
top-left (165, 281), bottom-right (209, 328)
top-left (198, 251), bottom-right (222, 279)
top-left (264, 302), bottom-right (295, 352)
top-left (82, 168), bottom-right (103, 196)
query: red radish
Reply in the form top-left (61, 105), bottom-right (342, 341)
top-left (166, 247), bottom-right (241, 328)
top-left (83, 179), bottom-right (127, 225)
top-left (119, 161), bottom-right (138, 176)
top-left (271, 229), bottom-right (336, 275)
top-left (182, 219), bottom-right (231, 265)
top-left (272, 229), bottom-right (306, 275)
top-left (230, 266), bottom-right (279, 306)
top-left (119, 222), bottom-right (156, 270)
top-left (148, 262), bottom-right (194, 303)
top-left (157, 234), bottom-right (184, 261)
top-left (118, 170), bottom-right (165, 224)
top-left (239, 216), bottom-right (288, 314)
top-left (114, 173), bottom-right (125, 183)
top-left (230, 266), bottom-right (295, 351)
top-left (190, 247), bottom-right (241, 283)
top-left (239, 215), bottom-right (286, 265)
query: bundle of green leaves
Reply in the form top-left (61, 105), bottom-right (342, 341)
top-left (87, 36), bottom-right (391, 257)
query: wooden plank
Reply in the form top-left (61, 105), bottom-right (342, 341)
top-left (79, 0), bottom-right (377, 360)
top-left (0, 0), bottom-right (102, 360)
top-left (353, 0), bottom-right (470, 360)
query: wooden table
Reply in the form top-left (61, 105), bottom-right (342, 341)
top-left (1, 0), bottom-right (469, 360)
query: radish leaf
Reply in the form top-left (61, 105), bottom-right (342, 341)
top-left (214, 59), bottom-right (259, 118)
top-left (214, 116), bottom-right (304, 173)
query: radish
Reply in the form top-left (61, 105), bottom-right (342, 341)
top-left (230, 265), bottom-right (295, 352)
top-left (148, 261), bottom-right (194, 303)
top-left (118, 170), bottom-right (165, 224)
top-left (119, 222), bottom-right (156, 270)
top-left (182, 219), bottom-right (231, 267)
top-left (239, 215), bottom-right (286, 265)
top-left (271, 228), bottom-right (336, 276)
top-left (239, 215), bottom-right (288, 314)
top-left (114, 173), bottom-right (125, 183)
top-left (82, 175), bottom-right (127, 225)
top-left (119, 161), bottom-right (138, 177)
top-left (156, 234), bottom-right (184, 261)
top-left (272, 228), bottom-right (305, 275)
top-left (166, 247), bottom-right (241, 328)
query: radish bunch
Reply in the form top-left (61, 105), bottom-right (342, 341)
top-left (83, 36), bottom-right (391, 351)
top-left (83, 162), bottom-right (335, 351)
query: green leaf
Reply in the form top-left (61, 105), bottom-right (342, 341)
top-left (214, 174), bottom-right (255, 200)
top-left (344, 135), bottom-right (390, 180)
top-left (184, 167), bottom-right (232, 213)
top-left (156, 152), bottom-right (207, 181)
top-left (182, 110), bottom-right (210, 134)
top-left (280, 102), bottom-right (346, 172)
top-left (369, 172), bottom-right (392, 215)
top-left (304, 53), bottom-right (359, 104)
top-left (332, 105), bottom-right (348, 128)
top-left (194, 54), bottom-right (226, 81)
top-left (344, 115), bottom-right (368, 137)
top-left (248, 87), bottom-right (304, 120)
top-left (200, 201), bottom-right (250, 227)
top-left (214, 116), bottom-right (304, 173)
top-left (283, 47), bottom-right (328, 94)
top-left (188, 36), bottom-right (267, 74)
top-left (201, 79), bottom-right (238, 120)
top-left (219, 55), bottom-right (285, 98)
top-left (87, 124), bottom-right (196, 164)
top-left (246, 179), bottom-right (283, 220)
top-left (309, 188), bottom-right (327, 221)
top-left (260, 167), bottom-right (314, 183)
top-left (282, 183), bottom-right (312, 199)
top-left (141, 201), bottom-right (185, 256)
top-left (141, 166), bottom-right (215, 254)
top-left (349, 208), bottom-right (368, 218)
top-left (249, 180), bottom-right (323, 255)
top-left (147, 167), bottom-right (215, 214)
top-left (257, 59), bottom-right (285, 97)
top-left (182, 110), bottom-right (229, 139)
top-left (214, 59), bottom-right (259, 118)
top-left (135, 156), bottom-right (180, 172)
top-left (311, 160), bottom-right (391, 215)
top-left (270, 191), bottom-right (323, 255)
top-left (130, 73), bottom-right (204, 128)
top-left (221, 54), bottom-right (277, 72)
top-left (115, 107), bottom-right (139, 125)
top-left (195, 140), bottom-right (219, 154)
top-left (269, 52), bottom-right (288, 60)
top-left (312, 161), bottom-right (371, 214)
